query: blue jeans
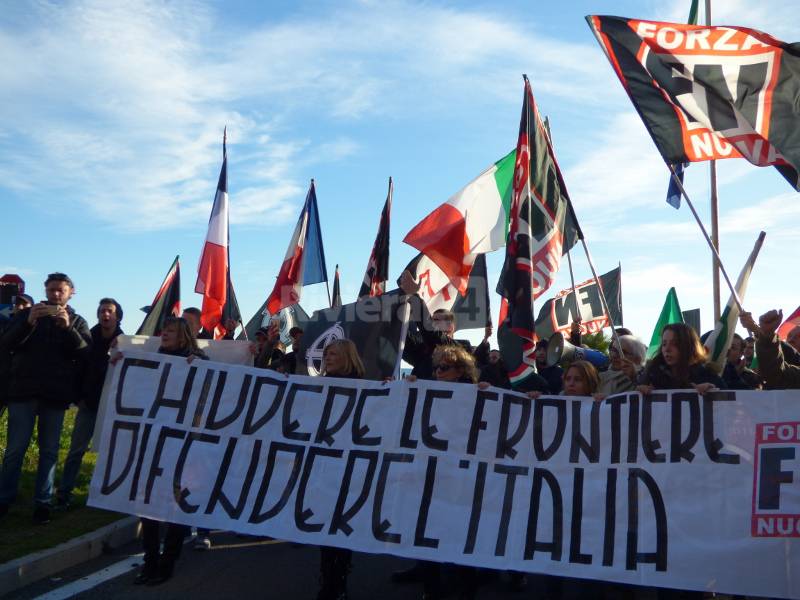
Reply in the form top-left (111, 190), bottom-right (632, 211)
top-left (58, 406), bottom-right (97, 501)
top-left (0, 401), bottom-right (65, 506)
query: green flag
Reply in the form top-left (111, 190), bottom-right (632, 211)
top-left (647, 287), bottom-right (685, 360)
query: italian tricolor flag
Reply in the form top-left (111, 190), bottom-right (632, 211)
top-left (403, 150), bottom-right (515, 294)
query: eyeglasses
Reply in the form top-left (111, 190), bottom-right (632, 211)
top-left (435, 363), bottom-right (457, 372)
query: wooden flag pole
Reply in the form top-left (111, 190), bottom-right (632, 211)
top-left (706, 0), bottom-right (722, 323)
top-left (668, 163), bottom-right (743, 311)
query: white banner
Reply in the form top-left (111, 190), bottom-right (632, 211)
top-left (89, 349), bottom-right (800, 598)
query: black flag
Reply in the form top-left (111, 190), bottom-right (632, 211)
top-left (297, 293), bottom-right (407, 380)
top-left (136, 256), bottom-right (181, 336)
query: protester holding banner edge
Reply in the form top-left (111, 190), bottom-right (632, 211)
top-left (637, 323), bottom-right (723, 396)
top-left (597, 334), bottom-right (647, 397)
top-left (131, 316), bottom-right (208, 586)
top-left (316, 338), bottom-right (365, 600)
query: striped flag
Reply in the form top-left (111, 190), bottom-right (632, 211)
top-left (404, 150), bottom-right (515, 294)
top-left (497, 76), bottom-right (579, 343)
top-left (137, 256), bottom-right (181, 336)
top-left (265, 181), bottom-right (328, 315)
top-left (704, 232), bottom-right (766, 369)
top-left (195, 129), bottom-right (236, 339)
top-left (359, 178), bottom-right (392, 298)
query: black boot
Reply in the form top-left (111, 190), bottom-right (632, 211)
top-left (317, 547), bottom-right (349, 600)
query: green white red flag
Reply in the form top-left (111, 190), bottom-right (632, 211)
top-left (403, 150), bottom-right (515, 294)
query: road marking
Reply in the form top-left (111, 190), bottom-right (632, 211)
top-left (31, 553), bottom-right (144, 600)
top-left (30, 535), bottom-right (287, 599)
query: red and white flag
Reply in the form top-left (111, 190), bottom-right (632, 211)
top-left (265, 182), bottom-right (316, 315)
top-left (195, 131), bottom-right (230, 338)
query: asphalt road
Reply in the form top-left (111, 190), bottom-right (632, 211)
top-left (7, 531), bottom-right (748, 600)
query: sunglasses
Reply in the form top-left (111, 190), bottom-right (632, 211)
top-left (435, 363), bottom-right (458, 372)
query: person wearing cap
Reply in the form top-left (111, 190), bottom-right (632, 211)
top-left (1, 294), bottom-right (34, 416)
top-left (0, 273), bottom-right (91, 524)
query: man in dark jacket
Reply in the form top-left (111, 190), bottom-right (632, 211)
top-left (749, 309), bottom-right (800, 389)
top-left (534, 338), bottom-right (563, 395)
top-left (0, 273), bottom-right (91, 523)
top-left (56, 298), bottom-right (123, 508)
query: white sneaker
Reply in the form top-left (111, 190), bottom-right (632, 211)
top-left (194, 535), bottom-right (211, 551)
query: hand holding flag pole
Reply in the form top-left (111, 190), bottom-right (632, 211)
top-left (667, 163), bottom-right (744, 312)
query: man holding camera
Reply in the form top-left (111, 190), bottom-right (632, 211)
top-left (0, 273), bottom-right (91, 524)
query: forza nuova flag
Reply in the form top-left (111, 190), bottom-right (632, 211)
top-left (534, 266), bottom-right (623, 341)
top-left (587, 16), bottom-right (800, 190)
top-left (359, 178), bottom-right (392, 299)
top-left (404, 150), bottom-right (515, 294)
top-left (297, 293), bottom-right (407, 380)
top-left (136, 256), bottom-right (181, 336)
top-left (496, 76), bottom-right (580, 343)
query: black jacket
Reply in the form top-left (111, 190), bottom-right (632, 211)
top-left (535, 363), bottom-right (564, 395)
top-left (402, 296), bottom-right (480, 380)
top-left (82, 324), bottom-right (124, 411)
top-left (0, 306), bottom-right (91, 408)
top-left (158, 345), bottom-right (209, 360)
top-left (639, 362), bottom-right (725, 390)
top-left (721, 362), bottom-right (760, 390)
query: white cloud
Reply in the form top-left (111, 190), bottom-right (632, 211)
top-left (0, 0), bottom-right (616, 232)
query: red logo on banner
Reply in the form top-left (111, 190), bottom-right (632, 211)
top-left (752, 422), bottom-right (800, 537)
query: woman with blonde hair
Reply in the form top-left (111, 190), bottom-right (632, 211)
top-left (429, 344), bottom-right (478, 384)
top-left (132, 316), bottom-right (208, 585)
top-left (316, 339), bottom-right (364, 600)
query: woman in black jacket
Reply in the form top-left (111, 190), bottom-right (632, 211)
top-left (132, 317), bottom-right (208, 586)
top-left (316, 339), bottom-right (365, 600)
top-left (638, 322), bottom-right (723, 395)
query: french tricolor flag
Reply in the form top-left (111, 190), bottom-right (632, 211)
top-left (265, 180), bottom-right (328, 315)
top-left (195, 130), bottom-right (231, 338)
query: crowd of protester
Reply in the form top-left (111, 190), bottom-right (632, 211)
top-left (0, 270), bottom-right (798, 599)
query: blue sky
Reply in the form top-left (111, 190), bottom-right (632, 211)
top-left (2, 0), bottom-right (798, 347)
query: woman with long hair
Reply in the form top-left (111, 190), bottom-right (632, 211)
top-left (133, 316), bottom-right (208, 585)
top-left (637, 322), bottom-right (723, 395)
top-left (316, 339), bottom-right (365, 600)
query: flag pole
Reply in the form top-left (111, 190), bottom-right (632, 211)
top-left (540, 105), bottom-right (620, 352)
top-left (576, 236), bottom-right (623, 354)
top-left (565, 248), bottom-right (580, 325)
top-left (705, 0), bottom-right (722, 323)
top-left (394, 300), bottom-right (412, 379)
top-left (668, 163), bottom-right (743, 311)
top-left (547, 112), bottom-right (581, 324)
top-left (311, 177), bottom-right (332, 308)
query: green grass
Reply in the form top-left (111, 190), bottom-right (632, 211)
top-left (0, 407), bottom-right (126, 564)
